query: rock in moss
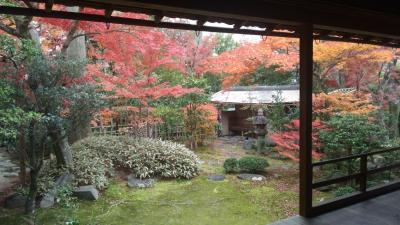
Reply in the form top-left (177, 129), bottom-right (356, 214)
top-left (208, 174), bottom-right (225, 181)
top-left (127, 175), bottom-right (155, 188)
top-left (73, 185), bottom-right (99, 200)
top-left (237, 173), bottom-right (266, 181)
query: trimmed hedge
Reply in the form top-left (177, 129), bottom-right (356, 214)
top-left (238, 156), bottom-right (269, 173)
top-left (223, 156), bottom-right (269, 174)
top-left (223, 158), bottom-right (239, 173)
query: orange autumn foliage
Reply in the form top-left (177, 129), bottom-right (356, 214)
top-left (313, 91), bottom-right (377, 116)
top-left (197, 104), bottom-right (218, 122)
top-left (197, 37), bottom-right (299, 88)
top-left (314, 42), bottom-right (395, 90)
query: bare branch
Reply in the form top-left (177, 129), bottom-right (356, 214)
top-left (62, 28), bottom-right (133, 53)
top-left (70, 28), bottom-right (132, 41)
top-left (0, 21), bottom-right (22, 38)
top-left (0, 53), bottom-right (18, 70)
top-left (61, 20), bottom-right (80, 53)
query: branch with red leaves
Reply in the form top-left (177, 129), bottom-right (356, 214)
top-left (270, 119), bottom-right (325, 162)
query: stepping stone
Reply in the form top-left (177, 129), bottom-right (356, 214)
top-left (3, 172), bottom-right (18, 178)
top-left (127, 174), bottom-right (155, 188)
top-left (73, 185), bottom-right (99, 201)
top-left (237, 173), bottom-right (266, 181)
top-left (208, 174), bottom-right (225, 181)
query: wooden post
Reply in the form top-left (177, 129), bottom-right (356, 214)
top-left (299, 23), bottom-right (314, 217)
top-left (360, 155), bottom-right (368, 192)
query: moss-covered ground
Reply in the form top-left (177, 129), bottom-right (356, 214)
top-left (1, 137), bottom-right (309, 225)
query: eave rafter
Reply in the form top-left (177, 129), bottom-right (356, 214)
top-left (0, 0), bottom-right (399, 48)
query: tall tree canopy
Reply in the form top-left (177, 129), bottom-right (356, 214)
top-left (197, 37), bottom-right (299, 88)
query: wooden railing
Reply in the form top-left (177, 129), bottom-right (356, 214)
top-left (311, 146), bottom-right (400, 215)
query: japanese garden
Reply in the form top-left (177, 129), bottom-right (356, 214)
top-left (1, 2), bottom-right (400, 225)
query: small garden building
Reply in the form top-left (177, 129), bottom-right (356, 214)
top-left (211, 85), bottom-right (299, 135)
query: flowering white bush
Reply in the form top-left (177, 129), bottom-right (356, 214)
top-left (71, 136), bottom-right (200, 188)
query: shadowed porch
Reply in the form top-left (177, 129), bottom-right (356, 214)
top-left (269, 190), bottom-right (400, 225)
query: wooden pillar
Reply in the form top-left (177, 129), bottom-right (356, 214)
top-left (299, 23), bottom-right (314, 217)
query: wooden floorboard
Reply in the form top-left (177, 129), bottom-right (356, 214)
top-left (269, 190), bottom-right (400, 225)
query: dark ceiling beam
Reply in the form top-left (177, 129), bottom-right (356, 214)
top-left (45, 0), bottom-right (54, 12)
top-left (1, 4), bottom-right (400, 48)
top-left (104, 8), bottom-right (113, 18)
top-left (153, 12), bottom-right (163, 24)
top-left (25, 0), bottom-right (305, 25)
top-left (233, 21), bottom-right (247, 31)
top-left (0, 6), bottom-right (297, 38)
top-left (196, 18), bottom-right (206, 26)
top-left (71, 0), bottom-right (400, 39)
top-left (21, 0), bottom-right (400, 41)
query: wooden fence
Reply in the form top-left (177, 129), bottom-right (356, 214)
top-left (91, 123), bottom-right (216, 144)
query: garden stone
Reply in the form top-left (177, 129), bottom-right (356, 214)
top-left (40, 194), bottom-right (55, 208)
top-left (243, 138), bottom-right (255, 150)
top-left (237, 173), bottom-right (266, 181)
top-left (73, 185), bottom-right (99, 200)
top-left (4, 193), bottom-right (27, 209)
top-left (208, 174), bottom-right (225, 181)
top-left (265, 138), bottom-right (277, 147)
top-left (273, 173), bottom-right (281, 179)
top-left (127, 174), bottom-right (155, 188)
top-left (39, 173), bottom-right (74, 208)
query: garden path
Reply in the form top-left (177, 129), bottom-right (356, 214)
top-left (0, 149), bottom-right (19, 203)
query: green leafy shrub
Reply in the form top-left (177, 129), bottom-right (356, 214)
top-left (126, 138), bottom-right (200, 179)
top-left (319, 114), bottom-right (387, 159)
top-left (56, 185), bottom-right (77, 208)
top-left (238, 156), bottom-right (269, 173)
top-left (71, 140), bottom-right (110, 189)
top-left (71, 136), bottom-right (200, 188)
top-left (223, 158), bottom-right (238, 173)
top-left (334, 186), bottom-right (356, 197)
top-left (36, 160), bottom-right (69, 195)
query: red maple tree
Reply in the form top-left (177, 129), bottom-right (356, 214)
top-left (269, 119), bottom-right (325, 161)
top-left (40, 10), bottom-right (205, 124)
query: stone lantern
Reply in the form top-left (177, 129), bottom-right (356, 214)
top-left (253, 108), bottom-right (267, 151)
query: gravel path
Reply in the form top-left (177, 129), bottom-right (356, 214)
top-left (0, 149), bottom-right (20, 201)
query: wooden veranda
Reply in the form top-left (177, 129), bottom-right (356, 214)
top-left (2, 0), bottom-right (400, 220)
top-left (270, 189), bottom-right (400, 225)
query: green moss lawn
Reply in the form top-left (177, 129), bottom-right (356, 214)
top-left (1, 138), bottom-right (305, 225)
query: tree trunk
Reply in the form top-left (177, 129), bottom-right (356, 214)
top-left (17, 130), bottom-right (27, 185)
top-left (64, 6), bottom-right (91, 144)
top-left (49, 123), bottom-right (73, 167)
top-left (389, 102), bottom-right (400, 138)
top-left (25, 168), bottom-right (38, 214)
top-left (25, 121), bottom-right (40, 214)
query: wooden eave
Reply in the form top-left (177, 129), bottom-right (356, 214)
top-left (1, 0), bottom-right (400, 47)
